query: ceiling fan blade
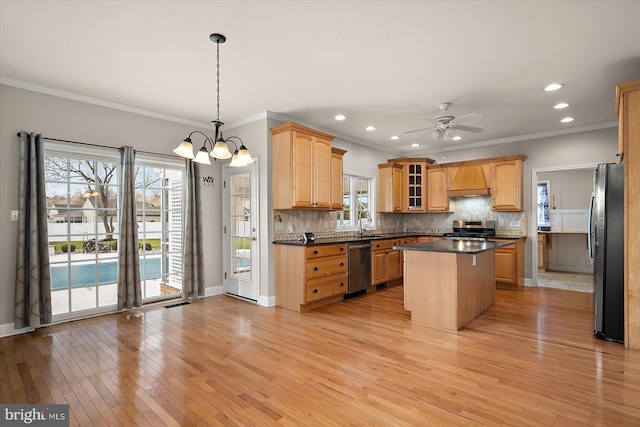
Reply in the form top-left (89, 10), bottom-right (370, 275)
top-left (452, 124), bottom-right (483, 133)
top-left (418, 117), bottom-right (439, 124)
top-left (452, 112), bottom-right (481, 123)
top-left (403, 126), bottom-right (436, 134)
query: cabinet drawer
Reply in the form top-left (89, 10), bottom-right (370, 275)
top-left (305, 272), bottom-right (348, 302)
top-left (306, 244), bottom-right (347, 258)
top-left (399, 237), bottom-right (418, 246)
top-left (306, 255), bottom-right (348, 279)
top-left (371, 239), bottom-right (398, 251)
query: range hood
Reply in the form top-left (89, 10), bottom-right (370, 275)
top-left (447, 165), bottom-right (491, 196)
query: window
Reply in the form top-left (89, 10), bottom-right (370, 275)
top-left (335, 173), bottom-right (375, 230)
top-left (537, 180), bottom-right (550, 226)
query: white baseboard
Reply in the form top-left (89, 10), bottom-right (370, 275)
top-left (204, 285), bottom-right (224, 298)
top-left (525, 278), bottom-right (534, 287)
top-left (0, 323), bottom-right (31, 338)
top-left (258, 295), bottom-right (276, 307)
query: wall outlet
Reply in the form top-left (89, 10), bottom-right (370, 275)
top-left (287, 223), bottom-right (294, 233)
top-left (11, 210), bottom-right (19, 221)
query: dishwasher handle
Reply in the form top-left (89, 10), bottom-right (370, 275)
top-left (349, 243), bottom-right (371, 250)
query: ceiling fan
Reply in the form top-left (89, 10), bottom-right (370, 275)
top-left (404, 102), bottom-right (483, 141)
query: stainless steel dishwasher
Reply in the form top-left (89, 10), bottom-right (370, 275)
top-left (348, 241), bottom-right (371, 294)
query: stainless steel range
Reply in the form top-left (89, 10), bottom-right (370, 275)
top-left (443, 220), bottom-right (496, 241)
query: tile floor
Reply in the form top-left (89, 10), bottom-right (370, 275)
top-left (537, 270), bottom-right (593, 292)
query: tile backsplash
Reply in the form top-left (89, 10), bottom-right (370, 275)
top-left (273, 195), bottom-right (527, 241)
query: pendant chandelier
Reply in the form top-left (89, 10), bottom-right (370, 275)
top-left (173, 33), bottom-right (253, 167)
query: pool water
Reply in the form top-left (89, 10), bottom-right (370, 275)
top-left (51, 257), bottom-right (162, 290)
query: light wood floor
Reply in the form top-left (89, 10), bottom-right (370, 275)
top-left (2, 286), bottom-right (639, 426)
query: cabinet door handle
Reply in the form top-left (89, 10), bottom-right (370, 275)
top-left (339, 247), bottom-right (344, 252)
top-left (312, 267), bottom-right (319, 271)
top-left (376, 244), bottom-right (380, 248)
top-left (312, 288), bottom-right (318, 294)
top-left (313, 250), bottom-right (319, 255)
top-left (339, 262), bottom-right (344, 267)
top-left (339, 282), bottom-right (344, 287)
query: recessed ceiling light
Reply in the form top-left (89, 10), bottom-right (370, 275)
top-left (365, 126), bottom-right (376, 131)
top-left (554, 102), bottom-right (570, 109)
top-left (452, 136), bottom-right (462, 141)
top-left (544, 83), bottom-right (564, 92)
top-left (390, 135), bottom-right (399, 140)
top-left (334, 114), bottom-right (346, 121)
top-left (560, 117), bottom-right (574, 123)
top-left (411, 143), bottom-right (420, 147)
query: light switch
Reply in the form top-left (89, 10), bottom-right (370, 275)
top-left (11, 210), bottom-right (19, 221)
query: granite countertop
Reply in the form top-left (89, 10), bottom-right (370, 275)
top-left (394, 239), bottom-right (514, 254)
top-left (492, 234), bottom-right (527, 240)
top-left (273, 232), bottom-right (445, 246)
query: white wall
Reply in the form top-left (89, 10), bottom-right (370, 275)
top-left (0, 84), bottom-right (223, 329)
top-left (538, 169), bottom-right (595, 209)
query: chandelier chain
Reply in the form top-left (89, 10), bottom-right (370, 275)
top-left (216, 39), bottom-right (221, 122)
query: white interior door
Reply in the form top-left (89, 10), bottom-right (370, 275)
top-left (222, 161), bottom-right (259, 301)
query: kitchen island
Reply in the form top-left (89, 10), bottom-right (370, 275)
top-left (394, 239), bottom-right (512, 331)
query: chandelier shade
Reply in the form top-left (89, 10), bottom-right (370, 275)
top-left (173, 33), bottom-right (252, 166)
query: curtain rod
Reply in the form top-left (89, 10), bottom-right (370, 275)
top-left (16, 133), bottom-right (182, 160)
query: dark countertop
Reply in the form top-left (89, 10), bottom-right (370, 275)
top-left (273, 232), bottom-right (445, 246)
top-left (394, 239), bottom-right (514, 254)
top-left (492, 235), bottom-right (527, 240)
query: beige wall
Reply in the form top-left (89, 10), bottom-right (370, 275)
top-left (0, 84), bottom-right (223, 328)
top-left (538, 168), bottom-right (595, 209)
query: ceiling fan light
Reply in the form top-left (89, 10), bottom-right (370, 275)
top-left (193, 147), bottom-right (212, 165)
top-left (554, 102), bottom-right (570, 109)
top-left (560, 117), bottom-right (574, 123)
top-left (452, 135), bottom-right (462, 141)
top-left (431, 129), bottom-right (441, 140)
top-left (173, 139), bottom-right (195, 159)
top-left (211, 139), bottom-right (232, 159)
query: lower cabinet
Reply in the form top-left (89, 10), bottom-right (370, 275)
top-left (537, 233), bottom-right (549, 270)
top-left (371, 238), bottom-right (401, 285)
top-left (490, 237), bottom-right (525, 290)
top-left (275, 243), bottom-right (348, 311)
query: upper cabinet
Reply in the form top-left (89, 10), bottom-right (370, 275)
top-left (426, 167), bottom-right (449, 212)
top-left (377, 162), bottom-right (403, 213)
top-left (386, 158), bottom-right (436, 213)
top-left (331, 147), bottom-right (347, 210)
top-left (491, 156), bottom-right (526, 211)
top-left (271, 123), bottom-right (345, 210)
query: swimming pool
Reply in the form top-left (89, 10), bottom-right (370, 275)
top-left (50, 257), bottom-right (163, 290)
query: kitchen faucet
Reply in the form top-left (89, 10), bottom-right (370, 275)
top-left (356, 202), bottom-right (371, 237)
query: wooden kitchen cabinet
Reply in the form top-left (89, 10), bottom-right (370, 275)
top-left (615, 79), bottom-right (640, 348)
top-left (490, 237), bottom-right (525, 290)
top-left (331, 147), bottom-right (347, 210)
top-left (371, 238), bottom-right (401, 285)
top-left (384, 157), bottom-right (436, 213)
top-left (274, 243), bottom-right (348, 311)
top-left (492, 157), bottom-right (525, 211)
top-left (377, 163), bottom-right (403, 212)
top-left (537, 233), bottom-right (549, 270)
top-left (427, 167), bottom-right (449, 212)
top-left (271, 122), bottom-right (345, 210)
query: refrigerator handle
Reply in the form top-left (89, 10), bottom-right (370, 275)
top-left (588, 192), bottom-right (595, 261)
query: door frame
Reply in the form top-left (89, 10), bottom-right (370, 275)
top-left (222, 160), bottom-right (260, 302)
top-left (530, 163), bottom-right (597, 287)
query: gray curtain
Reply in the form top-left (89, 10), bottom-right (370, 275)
top-left (117, 146), bottom-right (142, 309)
top-left (183, 159), bottom-right (205, 298)
top-left (15, 132), bottom-right (52, 329)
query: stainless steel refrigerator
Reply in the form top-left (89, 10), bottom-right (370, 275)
top-left (590, 163), bottom-right (624, 343)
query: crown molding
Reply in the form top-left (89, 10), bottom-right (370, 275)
top-left (416, 121), bottom-right (618, 155)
